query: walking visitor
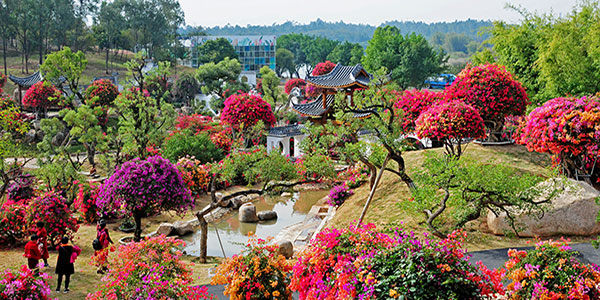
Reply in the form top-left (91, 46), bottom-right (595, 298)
top-left (92, 219), bottom-right (113, 274)
top-left (35, 221), bottom-right (49, 267)
top-left (23, 234), bottom-right (42, 270)
top-left (55, 236), bottom-right (81, 293)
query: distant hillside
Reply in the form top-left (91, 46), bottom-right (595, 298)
top-left (179, 19), bottom-right (492, 45)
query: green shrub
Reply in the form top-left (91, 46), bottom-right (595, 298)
top-left (162, 131), bottom-right (223, 163)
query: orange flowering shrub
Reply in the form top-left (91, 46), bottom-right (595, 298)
top-left (212, 236), bottom-right (293, 300)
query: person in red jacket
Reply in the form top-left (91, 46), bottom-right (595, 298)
top-left (35, 222), bottom-right (49, 267)
top-left (93, 219), bottom-right (113, 274)
top-left (24, 234), bottom-right (42, 270)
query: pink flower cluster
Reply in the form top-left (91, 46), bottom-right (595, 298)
top-left (84, 79), bottom-right (119, 107)
top-left (0, 265), bottom-right (56, 300)
top-left (285, 78), bottom-right (307, 95)
top-left (221, 93), bottom-right (276, 129)
top-left (25, 191), bottom-right (80, 246)
top-left (22, 81), bottom-right (63, 109)
top-left (394, 89), bottom-right (445, 132)
top-left (415, 100), bottom-right (486, 142)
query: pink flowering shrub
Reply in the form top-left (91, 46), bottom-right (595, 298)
top-left (221, 93), bottom-right (276, 129)
top-left (84, 79), bottom-right (119, 107)
top-left (0, 265), bottom-right (56, 300)
top-left (73, 181), bottom-right (102, 224)
top-left (0, 202), bottom-right (27, 245)
top-left (502, 239), bottom-right (600, 299)
top-left (305, 61), bottom-right (336, 98)
top-left (25, 191), bottom-right (79, 247)
top-left (517, 96), bottom-right (600, 182)
top-left (97, 155), bottom-right (193, 241)
top-left (284, 78), bottom-right (307, 94)
top-left (394, 89), bottom-right (444, 132)
top-left (86, 235), bottom-right (214, 300)
top-left (416, 100), bottom-right (486, 157)
top-left (446, 64), bottom-right (529, 131)
top-left (290, 223), bottom-right (396, 299)
top-left (175, 113), bottom-right (214, 134)
top-left (339, 164), bottom-right (370, 189)
top-left (327, 184), bottom-right (353, 207)
top-left (21, 81), bottom-right (63, 109)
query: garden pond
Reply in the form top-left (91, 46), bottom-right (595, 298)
top-left (181, 190), bottom-right (328, 257)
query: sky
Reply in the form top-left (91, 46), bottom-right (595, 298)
top-left (180, 0), bottom-right (579, 27)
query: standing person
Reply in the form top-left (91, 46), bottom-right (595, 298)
top-left (55, 236), bottom-right (81, 293)
top-left (24, 234), bottom-right (42, 270)
top-left (35, 221), bottom-right (49, 267)
top-left (93, 219), bottom-right (113, 274)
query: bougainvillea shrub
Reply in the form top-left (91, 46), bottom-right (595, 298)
top-left (502, 239), bottom-right (600, 299)
top-left (175, 113), bottom-right (214, 133)
top-left (84, 79), bottom-right (119, 107)
top-left (327, 184), bottom-right (353, 207)
top-left (21, 81), bottom-right (63, 109)
top-left (25, 191), bottom-right (79, 247)
top-left (73, 181), bottom-right (102, 223)
top-left (6, 173), bottom-right (36, 203)
top-left (394, 89), bottom-right (444, 132)
top-left (176, 156), bottom-right (212, 197)
top-left (284, 78), bottom-right (307, 95)
top-left (0, 265), bottom-right (56, 300)
top-left (212, 236), bottom-right (293, 300)
top-left (210, 127), bottom-right (234, 154)
top-left (339, 164), bottom-right (370, 189)
top-left (86, 235), bottom-right (213, 300)
top-left (446, 64), bottom-right (529, 132)
top-left (221, 93), bottom-right (276, 129)
top-left (290, 223), bottom-right (397, 299)
top-left (305, 61), bottom-right (336, 98)
top-left (415, 100), bottom-right (486, 157)
top-left (0, 202), bottom-right (27, 245)
top-left (97, 155), bottom-right (193, 241)
top-left (517, 96), bottom-right (599, 182)
top-left (358, 230), bottom-right (504, 300)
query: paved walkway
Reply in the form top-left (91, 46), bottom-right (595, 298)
top-left (201, 242), bottom-right (600, 300)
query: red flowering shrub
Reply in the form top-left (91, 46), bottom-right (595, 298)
top-left (221, 93), bottom-right (276, 129)
top-left (0, 202), bottom-right (27, 245)
top-left (21, 81), bottom-right (63, 109)
top-left (175, 113), bottom-right (214, 133)
top-left (176, 157), bottom-right (212, 196)
top-left (517, 96), bottom-right (600, 181)
top-left (284, 78), bottom-right (307, 94)
top-left (446, 64), bottom-right (529, 131)
top-left (416, 100), bottom-right (486, 157)
top-left (73, 181), bottom-right (101, 224)
top-left (394, 89), bottom-right (444, 132)
top-left (210, 128), bottom-right (233, 154)
top-left (305, 61), bottom-right (336, 98)
top-left (0, 72), bottom-right (6, 94)
top-left (25, 191), bottom-right (79, 247)
top-left (0, 265), bottom-right (56, 300)
top-left (84, 79), bottom-right (119, 107)
top-left (86, 235), bottom-right (213, 300)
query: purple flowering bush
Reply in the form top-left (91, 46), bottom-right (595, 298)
top-left (97, 155), bottom-right (193, 241)
top-left (327, 184), bottom-right (353, 207)
top-left (0, 265), bottom-right (56, 300)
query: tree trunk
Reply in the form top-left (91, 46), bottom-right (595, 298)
top-left (105, 48), bottom-right (109, 74)
top-left (133, 213), bottom-right (142, 242)
top-left (199, 217), bottom-right (208, 263)
top-left (2, 38), bottom-right (7, 76)
top-left (359, 154), bottom-right (390, 224)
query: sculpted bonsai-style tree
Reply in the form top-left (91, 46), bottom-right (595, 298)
top-left (21, 81), bottom-right (63, 117)
top-left (97, 155), bottom-right (193, 242)
top-left (221, 92), bottom-right (276, 147)
top-left (84, 79), bottom-right (119, 107)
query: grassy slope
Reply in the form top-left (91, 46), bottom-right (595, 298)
top-left (328, 144), bottom-right (597, 251)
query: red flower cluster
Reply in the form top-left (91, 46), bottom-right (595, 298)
top-left (416, 100), bottom-right (486, 141)
top-left (0, 265), bottom-right (55, 299)
top-left (284, 78), bottom-right (307, 94)
top-left (221, 92), bottom-right (276, 129)
top-left (175, 113), bottom-right (214, 133)
top-left (84, 79), bottom-right (119, 107)
top-left (394, 89), bottom-right (445, 132)
top-left (21, 81), bottom-right (63, 109)
top-left (25, 191), bottom-right (79, 247)
top-left (446, 64), bottom-right (529, 127)
top-left (0, 72), bottom-right (6, 95)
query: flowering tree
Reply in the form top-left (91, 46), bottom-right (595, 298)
top-left (517, 96), bottom-right (600, 183)
top-left (21, 81), bottom-right (63, 116)
top-left (0, 265), bottom-right (56, 300)
top-left (305, 61), bottom-right (336, 98)
top-left (0, 202), bottom-right (27, 245)
top-left (415, 100), bottom-right (486, 158)
top-left (446, 64), bottom-right (529, 138)
top-left (221, 93), bottom-right (276, 147)
top-left (86, 235), bottom-right (213, 300)
top-left (97, 155), bottom-right (193, 241)
top-left (284, 78), bottom-right (306, 95)
top-left (212, 236), bottom-right (292, 300)
top-left (25, 191), bottom-right (80, 247)
top-left (84, 79), bottom-right (119, 107)
top-left (394, 89), bottom-right (444, 132)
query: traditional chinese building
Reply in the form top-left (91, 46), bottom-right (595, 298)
top-left (9, 71), bottom-right (43, 105)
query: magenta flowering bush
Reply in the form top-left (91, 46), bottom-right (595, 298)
top-left (0, 265), bottom-right (56, 300)
top-left (394, 89), bottom-right (444, 132)
top-left (446, 64), bottom-right (529, 132)
top-left (285, 78), bottom-right (307, 95)
top-left (327, 184), bottom-right (353, 207)
top-left (84, 79), bottom-right (119, 107)
top-left (416, 100), bottom-right (486, 158)
top-left (25, 191), bottom-right (79, 247)
top-left (97, 155), bottom-right (193, 241)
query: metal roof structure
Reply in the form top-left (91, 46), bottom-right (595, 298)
top-left (267, 124), bottom-right (306, 137)
top-left (306, 64), bottom-right (372, 89)
top-left (9, 72), bottom-right (42, 88)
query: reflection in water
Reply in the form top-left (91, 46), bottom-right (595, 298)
top-left (182, 190), bottom-right (328, 258)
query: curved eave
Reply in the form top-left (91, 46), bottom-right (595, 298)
top-left (306, 82), bottom-right (369, 89)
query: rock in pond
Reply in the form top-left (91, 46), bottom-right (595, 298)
top-left (487, 178), bottom-right (600, 237)
top-left (278, 240), bottom-right (293, 258)
top-left (239, 203), bottom-right (259, 223)
top-left (173, 220), bottom-right (194, 236)
top-left (156, 223), bottom-right (174, 236)
top-left (258, 210), bottom-right (278, 221)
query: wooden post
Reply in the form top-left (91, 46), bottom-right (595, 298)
top-left (358, 153), bottom-right (390, 224)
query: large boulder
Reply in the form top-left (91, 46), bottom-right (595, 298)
top-left (173, 220), bottom-right (194, 236)
top-left (156, 223), bottom-right (174, 236)
top-left (258, 210), bottom-right (278, 221)
top-left (239, 203), bottom-right (259, 223)
top-left (278, 240), bottom-right (294, 259)
top-left (487, 178), bottom-right (600, 237)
